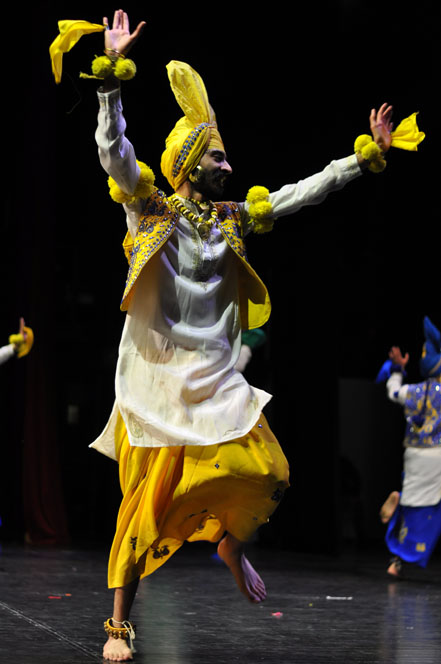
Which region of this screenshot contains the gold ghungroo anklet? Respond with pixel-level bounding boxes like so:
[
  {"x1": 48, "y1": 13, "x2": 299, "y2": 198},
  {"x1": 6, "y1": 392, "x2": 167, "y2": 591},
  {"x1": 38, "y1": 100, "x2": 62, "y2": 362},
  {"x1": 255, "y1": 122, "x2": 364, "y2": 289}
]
[{"x1": 104, "y1": 618, "x2": 136, "y2": 644}]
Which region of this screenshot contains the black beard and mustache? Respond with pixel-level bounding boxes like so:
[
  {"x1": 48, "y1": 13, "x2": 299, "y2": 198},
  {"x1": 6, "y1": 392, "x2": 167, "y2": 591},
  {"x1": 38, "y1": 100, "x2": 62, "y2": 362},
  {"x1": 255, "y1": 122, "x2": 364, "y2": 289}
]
[{"x1": 192, "y1": 167, "x2": 229, "y2": 201}]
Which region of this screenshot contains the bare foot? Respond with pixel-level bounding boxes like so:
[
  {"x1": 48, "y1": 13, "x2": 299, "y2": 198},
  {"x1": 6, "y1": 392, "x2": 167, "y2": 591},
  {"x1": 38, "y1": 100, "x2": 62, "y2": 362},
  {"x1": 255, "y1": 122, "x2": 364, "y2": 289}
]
[
  {"x1": 217, "y1": 533, "x2": 267, "y2": 603},
  {"x1": 103, "y1": 579, "x2": 139, "y2": 660},
  {"x1": 387, "y1": 557, "x2": 403, "y2": 579},
  {"x1": 380, "y1": 491, "x2": 400, "y2": 524},
  {"x1": 103, "y1": 636, "x2": 133, "y2": 661}
]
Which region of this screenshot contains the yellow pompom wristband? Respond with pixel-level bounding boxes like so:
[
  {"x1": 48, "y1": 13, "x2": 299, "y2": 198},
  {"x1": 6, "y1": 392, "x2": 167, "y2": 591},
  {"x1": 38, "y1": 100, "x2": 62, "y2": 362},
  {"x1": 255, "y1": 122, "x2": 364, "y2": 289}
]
[
  {"x1": 108, "y1": 161, "x2": 156, "y2": 205},
  {"x1": 354, "y1": 135, "x2": 386, "y2": 173},
  {"x1": 246, "y1": 186, "x2": 275, "y2": 234},
  {"x1": 8, "y1": 327, "x2": 34, "y2": 358},
  {"x1": 80, "y1": 54, "x2": 137, "y2": 81},
  {"x1": 354, "y1": 113, "x2": 425, "y2": 173},
  {"x1": 9, "y1": 334, "x2": 24, "y2": 348}
]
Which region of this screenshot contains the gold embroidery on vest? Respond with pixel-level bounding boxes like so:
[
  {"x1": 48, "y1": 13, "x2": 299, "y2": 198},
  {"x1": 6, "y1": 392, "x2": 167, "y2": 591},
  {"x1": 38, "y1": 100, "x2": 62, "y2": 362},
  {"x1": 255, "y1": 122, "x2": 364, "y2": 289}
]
[
  {"x1": 121, "y1": 189, "x2": 179, "y2": 310},
  {"x1": 120, "y1": 192, "x2": 270, "y2": 329}
]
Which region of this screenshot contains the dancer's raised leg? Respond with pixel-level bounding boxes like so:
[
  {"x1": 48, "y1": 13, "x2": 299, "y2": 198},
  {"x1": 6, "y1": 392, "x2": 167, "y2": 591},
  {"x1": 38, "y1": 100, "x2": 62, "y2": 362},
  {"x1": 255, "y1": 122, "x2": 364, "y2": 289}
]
[
  {"x1": 380, "y1": 491, "x2": 400, "y2": 524},
  {"x1": 217, "y1": 532, "x2": 266, "y2": 603}
]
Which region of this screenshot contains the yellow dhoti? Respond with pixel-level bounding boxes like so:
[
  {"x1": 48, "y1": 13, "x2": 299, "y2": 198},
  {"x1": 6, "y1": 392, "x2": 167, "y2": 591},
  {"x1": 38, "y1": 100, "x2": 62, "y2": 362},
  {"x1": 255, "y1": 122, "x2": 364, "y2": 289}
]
[{"x1": 108, "y1": 412, "x2": 289, "y2": 588}]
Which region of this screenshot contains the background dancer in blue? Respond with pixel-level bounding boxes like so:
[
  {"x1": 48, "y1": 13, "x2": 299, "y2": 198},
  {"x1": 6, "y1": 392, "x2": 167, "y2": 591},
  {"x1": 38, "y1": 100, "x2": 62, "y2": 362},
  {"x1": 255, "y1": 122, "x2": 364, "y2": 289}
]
[{"x1": 377, "y1": 316, "x2": 441, "y2": 577}]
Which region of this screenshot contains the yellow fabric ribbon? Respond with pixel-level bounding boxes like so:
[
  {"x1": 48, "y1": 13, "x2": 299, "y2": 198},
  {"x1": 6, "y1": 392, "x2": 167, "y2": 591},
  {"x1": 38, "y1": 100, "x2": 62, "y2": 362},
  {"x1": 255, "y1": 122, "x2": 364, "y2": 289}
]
[
  {"x1": 49, "y1": 19, "x2": 106, "y2": 84},
  {"x1": 9, "y1": 327, "x2": 34, "y2": 358},
  {"x1": 160, "y1": 61, "x2": 225, "y2": 191},
  {"x1": 390, "y1": 112, "x2": 425, "y2": 151}
]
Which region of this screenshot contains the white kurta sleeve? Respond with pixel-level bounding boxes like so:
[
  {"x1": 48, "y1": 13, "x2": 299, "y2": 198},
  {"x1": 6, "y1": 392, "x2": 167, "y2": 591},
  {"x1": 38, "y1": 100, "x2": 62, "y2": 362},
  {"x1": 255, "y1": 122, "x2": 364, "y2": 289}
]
[
  {"x1": 386, "y1": 372, "x2": 409, "y2": 405},
  {"x1": 0, "y1": 344, "x2": 15, "y2": 366},
  {"x1": 96, "y1": 88, "x2": 144, "y2": 238},
  {"x1": 267, "y1": 155, "x2": 362, "y2": 218}
]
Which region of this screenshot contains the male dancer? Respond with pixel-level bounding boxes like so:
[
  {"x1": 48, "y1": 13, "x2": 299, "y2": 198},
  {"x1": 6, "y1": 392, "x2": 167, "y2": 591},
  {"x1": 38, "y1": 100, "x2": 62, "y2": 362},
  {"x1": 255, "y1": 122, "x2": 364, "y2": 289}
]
[{"x1": 92, "y1": 9, "x2": 395, "y2": 660}]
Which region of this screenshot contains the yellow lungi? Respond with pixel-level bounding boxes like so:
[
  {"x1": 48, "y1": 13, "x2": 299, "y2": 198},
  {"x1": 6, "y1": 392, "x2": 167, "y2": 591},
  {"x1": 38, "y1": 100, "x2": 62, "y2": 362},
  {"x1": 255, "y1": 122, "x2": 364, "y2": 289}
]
[{"x1": 108, "y1": 411, "x2": 289, "y2": 588}]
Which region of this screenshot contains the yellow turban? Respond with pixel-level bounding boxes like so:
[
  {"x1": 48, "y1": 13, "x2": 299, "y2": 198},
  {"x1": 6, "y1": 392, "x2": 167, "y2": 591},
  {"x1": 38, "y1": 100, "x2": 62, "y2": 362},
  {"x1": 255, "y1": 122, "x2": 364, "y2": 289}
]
[{"x1": 160, "y1": 61, "x2": 225, "y2": 191}]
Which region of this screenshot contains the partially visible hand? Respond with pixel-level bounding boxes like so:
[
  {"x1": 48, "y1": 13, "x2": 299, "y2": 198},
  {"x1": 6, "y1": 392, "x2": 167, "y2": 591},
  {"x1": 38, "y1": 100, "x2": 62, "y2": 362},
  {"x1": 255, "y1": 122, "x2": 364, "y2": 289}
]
[
  {"x1": 10, "y1": 317, "x2": 27, "y2": 353},
  {"x1": 370, "y1": 103, "x2": 393, "y2": 153},
  {"x1": 103, "y1": 9, "x2": 146, "y2": 56},
  {"x1": 18, "y1": 317, "x2": 27, "y2": 342},
  {"x1": 389, "y1": 346, "x2": 409, "y2": 369}
]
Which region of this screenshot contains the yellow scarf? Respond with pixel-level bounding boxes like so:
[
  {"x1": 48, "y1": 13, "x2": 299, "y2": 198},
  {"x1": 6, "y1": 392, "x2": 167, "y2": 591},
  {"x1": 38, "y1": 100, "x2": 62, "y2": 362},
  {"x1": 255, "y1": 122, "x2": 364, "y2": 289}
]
[
  {"x1": 390, "y1": 112, "x2": 425, "y2": 151},
  {"x1": 49, "y1": 19, "x2": 105, "y2": 84}
]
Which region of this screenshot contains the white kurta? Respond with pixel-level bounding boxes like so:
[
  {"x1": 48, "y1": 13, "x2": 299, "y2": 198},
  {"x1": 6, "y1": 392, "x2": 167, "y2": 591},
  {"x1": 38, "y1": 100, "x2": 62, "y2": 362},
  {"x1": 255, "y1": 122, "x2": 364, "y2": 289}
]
[
  {"x1": 91, "y1": 89, "x2": 362, "y2": 458},
  {"x1": 115, "y1": 212, "x2": 270, "y2": 449}
]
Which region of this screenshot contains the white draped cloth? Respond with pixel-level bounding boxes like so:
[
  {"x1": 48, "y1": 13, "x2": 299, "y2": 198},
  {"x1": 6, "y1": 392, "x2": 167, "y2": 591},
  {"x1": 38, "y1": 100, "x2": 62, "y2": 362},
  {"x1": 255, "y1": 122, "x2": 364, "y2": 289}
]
[{"x1": 91, "y1": 89, "x2": 362, "y2": 458}]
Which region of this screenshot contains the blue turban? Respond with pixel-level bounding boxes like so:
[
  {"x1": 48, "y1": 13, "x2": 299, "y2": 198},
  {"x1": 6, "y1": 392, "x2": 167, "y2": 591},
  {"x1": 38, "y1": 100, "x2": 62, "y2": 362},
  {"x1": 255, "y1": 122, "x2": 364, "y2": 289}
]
[{"x1": 420, "y1": 316, "x2": 441, "y2": 378}]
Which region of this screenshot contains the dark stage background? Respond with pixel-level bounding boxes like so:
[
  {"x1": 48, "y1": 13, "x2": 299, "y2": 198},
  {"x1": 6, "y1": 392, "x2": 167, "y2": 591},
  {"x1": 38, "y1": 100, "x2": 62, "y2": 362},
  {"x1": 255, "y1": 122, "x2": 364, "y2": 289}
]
[{"x1": 1, "y1": 2, "x2": 439, "y2": 555}]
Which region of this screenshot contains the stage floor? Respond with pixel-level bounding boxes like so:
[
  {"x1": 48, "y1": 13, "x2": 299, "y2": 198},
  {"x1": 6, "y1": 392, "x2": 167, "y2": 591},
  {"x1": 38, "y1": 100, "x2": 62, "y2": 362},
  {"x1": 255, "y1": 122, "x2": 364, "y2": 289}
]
[{"x1": 1, "y1": 541, "x2": 441, "y2": 663}]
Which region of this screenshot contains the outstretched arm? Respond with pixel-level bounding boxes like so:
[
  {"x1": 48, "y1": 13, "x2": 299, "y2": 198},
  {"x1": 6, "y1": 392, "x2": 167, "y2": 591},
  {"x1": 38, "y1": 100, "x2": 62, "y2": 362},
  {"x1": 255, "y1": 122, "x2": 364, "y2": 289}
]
[
  {"x1": 254, "y1": 102, "x2": 394, "y2": 221},
  {"x1": 386, "y1": 346, "x2": 409, "y2": 404}
]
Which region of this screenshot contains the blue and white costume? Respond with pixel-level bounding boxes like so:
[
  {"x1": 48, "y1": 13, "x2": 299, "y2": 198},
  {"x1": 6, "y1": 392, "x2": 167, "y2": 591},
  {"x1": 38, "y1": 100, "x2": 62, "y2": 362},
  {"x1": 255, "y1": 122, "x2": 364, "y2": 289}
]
[{"x1": 380, "y1": 317, "x2": 441, "y2": 567}]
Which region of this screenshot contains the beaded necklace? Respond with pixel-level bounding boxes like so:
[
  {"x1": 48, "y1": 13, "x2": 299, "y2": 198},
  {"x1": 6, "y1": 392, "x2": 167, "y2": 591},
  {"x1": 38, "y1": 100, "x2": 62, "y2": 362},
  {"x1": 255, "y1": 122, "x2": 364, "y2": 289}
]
[{"x1": 168, "y1": 194, "x2": 217, "y2": 240}]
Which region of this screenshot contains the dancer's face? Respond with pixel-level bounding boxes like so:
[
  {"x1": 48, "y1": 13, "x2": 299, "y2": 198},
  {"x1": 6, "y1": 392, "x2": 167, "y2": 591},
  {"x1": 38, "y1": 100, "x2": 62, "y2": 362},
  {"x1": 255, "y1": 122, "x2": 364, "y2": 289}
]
[{"x1": 192, "y1": 149, "x2": 233, "y2": 200}]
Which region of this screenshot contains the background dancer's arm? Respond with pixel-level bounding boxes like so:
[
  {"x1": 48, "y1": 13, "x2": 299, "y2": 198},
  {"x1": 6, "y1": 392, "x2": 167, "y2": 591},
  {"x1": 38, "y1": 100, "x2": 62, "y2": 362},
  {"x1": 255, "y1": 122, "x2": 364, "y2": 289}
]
[
  {"x1": 386, "y1": 347, "x2": 410, "y2": 405},
  {"x1": 0, "y1": 317, "x2": 29, "y2": 366}
]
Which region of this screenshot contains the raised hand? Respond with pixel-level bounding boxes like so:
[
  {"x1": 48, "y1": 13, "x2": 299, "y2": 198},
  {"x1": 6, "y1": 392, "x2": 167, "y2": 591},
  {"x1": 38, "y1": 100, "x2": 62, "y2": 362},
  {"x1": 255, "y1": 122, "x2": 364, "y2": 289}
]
[
  {"x1": 389, "y1": 346, "x2": 409, "y2": 369},
  {"x1": 18, "y1": 317, "x2": 27, "y2": 342},
  {"x1": 370, "y1": 103, "x2": 393, "y2": 154},
  {"x1": 103, "y1": 9, "x2": 146, "y2": 56}
]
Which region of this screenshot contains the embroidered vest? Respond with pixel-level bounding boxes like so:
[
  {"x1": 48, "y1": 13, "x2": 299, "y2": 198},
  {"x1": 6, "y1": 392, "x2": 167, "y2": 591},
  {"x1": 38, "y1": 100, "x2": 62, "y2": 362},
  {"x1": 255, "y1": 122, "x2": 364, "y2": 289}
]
[
  {"x1": 404, "y1": 376, "x2": 441, "y2": 448},
  {"x1": 120, "y1": 189, "x2": 271, "y2": 330}
]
